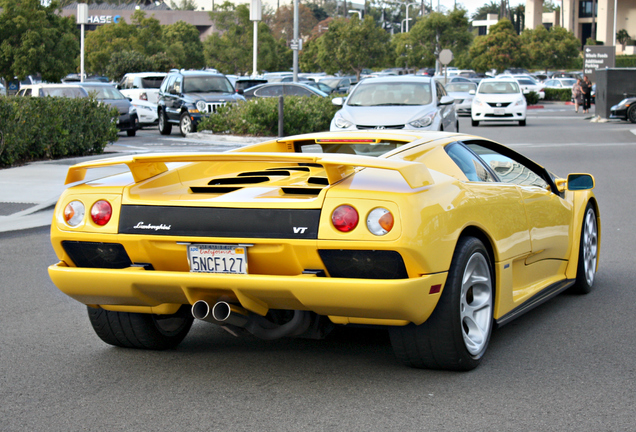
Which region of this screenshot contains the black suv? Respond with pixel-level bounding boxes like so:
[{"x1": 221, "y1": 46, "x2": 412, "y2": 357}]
[{"x1": 158, "y1": 70, "x2": 245, "y2": 136}]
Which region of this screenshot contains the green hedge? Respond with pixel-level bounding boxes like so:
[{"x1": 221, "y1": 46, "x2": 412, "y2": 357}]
[
  {"x1": 197, "y1": 96, "x2": 340, "y2": 136},
  {"x1": 617, "y1": 55, "x2": 636, "y2": 67},
  {"x1": 544, "y1": 88, "x2": 573, "y2": 101},
  {"x1": 0, "y1": 96, "x2": 118, "y2": 167}
]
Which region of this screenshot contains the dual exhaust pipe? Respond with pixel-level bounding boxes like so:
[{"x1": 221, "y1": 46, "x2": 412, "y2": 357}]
[{"x1": 191, "y1": 300, "x2": 312, "y2": 340}]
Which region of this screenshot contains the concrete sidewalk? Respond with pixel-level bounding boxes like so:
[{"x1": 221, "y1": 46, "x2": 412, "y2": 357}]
[{"x1": 0, "y1": 132, "x2": 266, "y2": 233}]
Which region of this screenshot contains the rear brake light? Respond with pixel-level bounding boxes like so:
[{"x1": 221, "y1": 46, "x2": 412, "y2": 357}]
[
  {"x1": 91, "y1": 200, "x2": 112, "y2": 226},
  {"x1": 140, "y1": 92, "x2": 148, "y2": 101},
  {"x1": 332, "y1": 205, "x2": 359, "y2": 232}
]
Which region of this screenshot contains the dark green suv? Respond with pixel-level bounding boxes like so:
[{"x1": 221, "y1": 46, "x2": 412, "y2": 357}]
[{"x1": 157, "y1": 70, "x2": 245, "y2": 137}]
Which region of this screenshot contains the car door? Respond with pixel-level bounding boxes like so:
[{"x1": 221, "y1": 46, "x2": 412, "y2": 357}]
[
  {"x1": 436, "y1": 81, "x2": 456, "y2": 131},
  {"x1": 165, "y1": 75, "x2": 182, "y2": 122}
]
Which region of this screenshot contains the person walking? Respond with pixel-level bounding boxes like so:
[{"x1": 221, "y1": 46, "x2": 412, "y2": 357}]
[
  {"x1": 580, "y1": 76, "x2": 592, "y2": 114},
  {"x1": 572, "y1": 79, "x2": 583, "y2": 113}
]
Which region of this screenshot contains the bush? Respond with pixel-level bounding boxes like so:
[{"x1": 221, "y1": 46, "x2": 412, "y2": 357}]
[
  {"x1": 544, "y1": 88, "x2": 573, "y2": 101},
  {"x1": 524, "y1": 91, "x2": 540, "y2": 105},
  {"x1": 617, "y1": 55, "x2": 636, "y2": 67},
  {"x1": 0, "y1": 96, "x2": 118, "y2": 167},
  {"x1": 197, "y1": 96, "x2": 340, "y2": 136}
]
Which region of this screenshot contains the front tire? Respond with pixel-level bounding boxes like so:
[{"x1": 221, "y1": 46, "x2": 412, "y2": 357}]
[
  {"x1": 389, "y1": 237, "x2": 493, "y2": 371},
  {"x1": 628, "y1": 105, "x2": 636, "y2": 124},
  {"x1": 87, "y1": 305, "x2": 193, "y2": 350},
  {"x1": 471, "y1": 119, "x2": 479, "y2": 127},
  {"x1": 126, "y1": 129, "x2": 136, "y2": 137},
  {"x1": 179, "y1": 112, "x2": 195, "y2": 137},
  {"x1": 158, "y1": 110, "x2": 172, "y2": 135},
  {"x1": 519, "y1": 119, "x2": 526, "y2": 126},
  {"x1": 571, "y1": 203, "x2": 598, "y2": 294}
]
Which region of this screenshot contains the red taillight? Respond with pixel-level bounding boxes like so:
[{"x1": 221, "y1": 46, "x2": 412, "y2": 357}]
[
  {"x1": 91, "y1": 200, "x2": 112, "y2": 226},
  {"x1": 140, "y1": 92, "x2": 148, "y2": 101},
  {"x1": 332, "y1": 205, "x2": 359, "y2": 232}
]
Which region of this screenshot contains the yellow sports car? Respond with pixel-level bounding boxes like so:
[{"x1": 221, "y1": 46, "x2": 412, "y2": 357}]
[{"x1": 48, "y1": 131, "x2": 600, "y2": 371}]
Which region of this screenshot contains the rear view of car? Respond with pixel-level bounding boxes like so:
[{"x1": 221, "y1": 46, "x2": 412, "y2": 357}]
[
  {"x1": 471, "y1": 79, "x2": 527, "y2": 126},
  {"x1": 79, "y1": 83, "x2": 139, "y2": 136}
]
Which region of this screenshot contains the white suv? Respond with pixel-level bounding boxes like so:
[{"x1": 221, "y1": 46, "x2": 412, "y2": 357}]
[
  {"x1": 117, "y1": 72, "x2": 166, "y2": 104},
  {"x1": 471, "y1": 79, "x2": 527, "y2": 127}
]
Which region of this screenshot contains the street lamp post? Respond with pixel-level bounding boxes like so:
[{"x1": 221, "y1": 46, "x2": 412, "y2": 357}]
[
  {"x1": 77, "y1": 3, "x2": 88, "y2": 83},
  {"x1": 250, "y1": 0, "x2": 262, "y2": 77},
  {"x1": 401, "y1": 18, "x2": 412, "y2": 33},
  {"x1": 292, "y1": 0, "x2": 299, "y2": 82},
  {"x1": 405, "y1": 2, "x2": 418, "y2": 32},
  {"x1": 348, "y1": 10, "x2": 362, "y2": 20}
]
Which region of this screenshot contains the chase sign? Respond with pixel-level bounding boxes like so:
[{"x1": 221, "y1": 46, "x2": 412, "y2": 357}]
[{"x1": 87, "y1": 15, "x2": 121, "y2": 24}]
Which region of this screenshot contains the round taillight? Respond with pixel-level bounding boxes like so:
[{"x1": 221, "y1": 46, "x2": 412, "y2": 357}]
[
  {"x1": 332, "y1": 205, "x2": 359, "y2": 232},
  {"x1": 91, "y1": 200, "x2": 112, "y2": 226},
  {"x1": 367, "y1": 207, "x2": 394, "y2": 236},
  {"x1": 63, "y1": 200, "x2": 85, "y2": 227}
]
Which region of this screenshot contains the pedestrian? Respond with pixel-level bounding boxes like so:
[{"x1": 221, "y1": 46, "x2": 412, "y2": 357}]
[
  {"x1": 580, "y1": 76, "x2": 592, "y2": 114},
  {"x1": 572, "y1": 79, "x2": 583, "y2": 113}
]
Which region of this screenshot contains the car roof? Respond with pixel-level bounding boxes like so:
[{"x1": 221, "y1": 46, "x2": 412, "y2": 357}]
[
  {"x1": 355, "y1": 76, "x2": 433, "y2": 84},
  {"x1": 124, "y1": 72, "x2": 167, "y2": 77},
  {"x1": 170, "y1": 70, "x2": 226, "y2": 78}
]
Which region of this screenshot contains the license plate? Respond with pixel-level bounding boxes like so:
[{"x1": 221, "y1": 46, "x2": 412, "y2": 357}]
[
  {"x1": 494, "y1": 108, "x2": 505, "y2": 115},
  {"x1": 187, "y1": 244, "x2": 247, "y2": 274}
]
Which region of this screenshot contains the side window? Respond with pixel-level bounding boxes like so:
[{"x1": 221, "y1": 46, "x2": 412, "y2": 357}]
[
  {"x1": 466, "y1": 143, "x2": 549, "y2": 188},
  {"x1": 436, "y1": 82, "x2": 447, "y2": 98},
  {"x1": 255, "y1": 85, "x2": 282, "y2": 97},
  {"x1": 173, "y1": 76, "x2": 183, "y2": 94},
  {"x1": 445, "y1": 143, "x2": 495, "y2": 182},
  {"x1": 161, "y1": 75, "x2": 175, "y2": 93},
  {"x1": 285, "y1": 85, "x2": 312, "y2": 96}
]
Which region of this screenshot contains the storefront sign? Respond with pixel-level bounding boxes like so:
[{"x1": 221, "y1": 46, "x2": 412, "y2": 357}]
[{"x1": 87, "y1": 15, "x2": 121, "y2": 24}]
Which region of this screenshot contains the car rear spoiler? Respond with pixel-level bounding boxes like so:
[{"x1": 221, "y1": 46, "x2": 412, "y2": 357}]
[{"x1": 65, "y1": 153, "x2": 435, "y2": 189}]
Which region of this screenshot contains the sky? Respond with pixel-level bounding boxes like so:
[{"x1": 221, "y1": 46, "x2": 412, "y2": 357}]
[{"x1": 435, "y1": 0, "x2": 525, "y2": 18}]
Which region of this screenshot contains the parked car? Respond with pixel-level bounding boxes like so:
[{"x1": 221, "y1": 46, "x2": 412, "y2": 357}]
[
  {"x1": 515, "y1": 78, "x2": 545, "y2": 99},
  {"x1": 303, "y1": 80, "x2": 335, "y2": 94},
  {"x1": 242, "y1": 82, "x2": 328, "y2": 99},
  {"x1": 471, "y1": 78, "x2": 527, "y2": 126},
  {"x1": 157, "y1": 70, "x2": 245, "y2": 137},
  {"x1": 234, "y1": 77, "x2": 268, "y2": 94},
  {"x1": 543, "y1": 78, "x2": 577, "y2": 89},
  {"x1": 330, "y1": 76, "x2": 458, "y2": 132},
  {"x1": 130, "y1": 99, "x2": 159, "y2": 128},
  {"x1": 445, "y1": 82, "x2": 478, "y2": 116},
  {"x1": 117, "y1": 72, "x2": 167, "y2": 104},
  {"x1": 78, "y1": 82, "x2": 139, "y2": 137},
  {"x1": 15, "y1": 84, "x2": 89, "y2": 98},
  {"x1": 48, "y1": 130, "x2": 599, "y2": 371},
  {"x1": 319, "y1": 76, "x2": 357, "y2": 93},
  {"x1": 610, "y1": 96, "x2": 636, "y2": 123}
]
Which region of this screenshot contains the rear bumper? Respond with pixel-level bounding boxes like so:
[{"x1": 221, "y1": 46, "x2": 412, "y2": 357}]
[{"x1": 48, "y1": 261, "x2": 447, "y2": 326}]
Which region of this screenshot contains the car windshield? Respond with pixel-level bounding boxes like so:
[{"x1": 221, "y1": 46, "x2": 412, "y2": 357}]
[
  {"x1": 347, "y1": 82, "x2": 433, "y2": 106},
  {"x1": 446, "y1": 83, "x2": 477, "y2": 93},
  {"x1": 517, "y1": 79, "x2": 536, "y2": 85},
  {"x1": 320, "y1": 78, "x2": 343, "y2": 89},
  {"x1": 83, "y1": 86, "x2": 126, "y2": 100},
  {"x1": 562, "y1": 79, "x2": 577, "y2": 86},
  {"x1": 478, "y1": 82, "x2": 520, "y2": 94},
  {"x1": 41, "y1": 87, "x2": 87, "y2": 98},
  {"x1": 140, "y1": 77, "x2": 165, "y2": 88},
  {"x1": 184, "y1": 76, "x2": 234, "y2": 93}
]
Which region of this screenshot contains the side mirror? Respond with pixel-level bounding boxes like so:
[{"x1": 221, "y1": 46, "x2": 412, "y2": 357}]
[
  {"x1": 237, "y1": 89, "x2": 244, "y2": 95},
  {"x1": 567, "y1": 173, "x2": 595, "y2": 190},
  {"x1": 332, "y1": 97, "x2": 344, "y2": 106},
  {"x1": 439, "y1": 95, "x2": 454, "y2": 105},
  {"x1": 469, "y1": 89, "x2": 475, "y2": 95},
  {"x1": 169, "y1": 88, "x2": 178, "y2": 95}
]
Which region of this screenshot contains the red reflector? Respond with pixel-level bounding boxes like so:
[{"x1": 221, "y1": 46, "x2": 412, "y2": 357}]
[
  {"x1": 91, "y1": 200, "x2": 112, "y2": 226},
  {"x1": 429, "y1": 284, "x2": 442, "y2": 294},
  {"x1": 315, "y1": 139, "x2": 379, "y2": 144}
]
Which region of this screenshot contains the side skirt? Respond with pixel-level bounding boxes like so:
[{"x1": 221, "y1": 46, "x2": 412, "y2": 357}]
[{"x1": 495, "y1": 279, "x2": 575, "y2": 327}]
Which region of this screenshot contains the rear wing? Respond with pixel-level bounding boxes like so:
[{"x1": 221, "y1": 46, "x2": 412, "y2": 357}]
[{"x1": 65, "y1": 152, "x2": 434, "y2": 189}]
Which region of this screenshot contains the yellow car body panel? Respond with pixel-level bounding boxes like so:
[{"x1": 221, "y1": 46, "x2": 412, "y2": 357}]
[{"x1": 49, "y1": 131, "x2": 599, "y2": 330}]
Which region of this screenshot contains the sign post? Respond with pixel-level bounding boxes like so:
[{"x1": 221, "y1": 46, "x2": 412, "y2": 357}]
[
  {"x1": 583, "y1": 45, "x2": 616, "y2": 79},
  {"x1": 439, "y1": 49, "x2": 453, "y2": 83},
  {"x1": 77, "y1": 4, "x2": 88, "y2": 83}
]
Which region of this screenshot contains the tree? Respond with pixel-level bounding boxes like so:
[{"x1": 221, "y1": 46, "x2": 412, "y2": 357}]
[
  {"x1": 471, "y1": 1, "x2": 500, "y2": 21},
  {"x1": 0, "y1": 0, "x2": 79, "y2": 84},
  {"x1": 617, "y1": 29, "x2": 631, "y2": 51},
  {"x1": 469, "y1": 18, "x2": 527, "y2": 73},
  {"x1": 163, "y1": 21, "x2": 205, "y2": 70},
  {"x1": 105, "y1": 50, "x2": 151, "y2": 82},
  {"x1": 170, "y1": 0, "x2": 197, "y2": 10},
  {"x1": 268, "y1": 4, "x2": 318, "y2": 45},
  {"x1": 521, "y1": 25, "x2": 579, "y2": 72},
  {"x1": 84, "y1": 17, "x2": 140, "y2": 75},
  {"x1": 407, "y1": 9, "x2": 473, "y2": 69},
  {"x1": 316, "y1": 16, "x2": 391, "y2": 80}
]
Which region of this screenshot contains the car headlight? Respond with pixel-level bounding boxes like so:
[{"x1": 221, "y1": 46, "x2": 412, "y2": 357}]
[
  {"x1": 196, "y1": 100, "x2": 207, "y2": 112},
  {"x1": 333, "y1": 112, "x2": 353, "y2": 129},
  {"x1": 616, "y1": 98, "x2": 630, "y2": 107},
  {"x1": 514, "y1": 97, "x2": 526, "y2": 106},
  {"x1": 408, "y1": 111, "x2": 437, "y2": 128},
  {"x1": 473, "y1": 97, "x2": 485, "y2": 107},
  {"x1": 129, "y1": 105, "x2": 137, "y2": 114}
]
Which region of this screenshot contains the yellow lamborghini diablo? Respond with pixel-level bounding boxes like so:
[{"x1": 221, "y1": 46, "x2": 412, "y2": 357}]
[{"x1": 48, "y1": 131, "x2": 600, "y2": 371}]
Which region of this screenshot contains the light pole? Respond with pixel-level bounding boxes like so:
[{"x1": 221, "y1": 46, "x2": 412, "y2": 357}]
[
  {"x1": 77, "y1": 3, "x2": 88, "y2": 83},
  {"x1": 348, "y1": 10, "x2": 362, "y2": 20},
  {"x1": 292, "y1": 0, "x2": 299, "y2": 82},
  {"x1": 405, "y1": 2, "x2": 418, "y2": 32},
  {"x1": 250, "y1": 0, "x2": 262, "y2": 77},
  {"x1": 401, "y1": 18, "x2": 412, "y2": 33}
]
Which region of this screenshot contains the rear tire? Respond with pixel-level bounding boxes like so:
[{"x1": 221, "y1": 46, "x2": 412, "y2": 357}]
[
  {"x1": 179, "y1": 112, "x2": 195, "y2": 137},
  {"x1": 471, "y1": 119, "x2": 479, "y2": 127},
  {"x1": 389, "y1": 237, "x2": 493, "y2": 371},
  {"x1": 87, "y1": 305, "x2": 193, "y2": 350},
  {"x1": 158, "y1": 110, "x2": 172, "y2": 135},
  {"x1": 628, "y1": 105, "x2": 636, "y2": 124},
  {"x1": 571, "y1": 203, "x2": 598, "y2": 294}
]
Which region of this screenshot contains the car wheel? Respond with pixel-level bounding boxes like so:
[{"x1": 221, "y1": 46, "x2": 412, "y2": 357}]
[
  {"x1": 571, "y1": 203, "x2": 598, "y2": 294},
  {"x1": 519, "y1": 119, "x2": 526, "y2": 126},
  {"x1": 158, "y1": 110, "x2": 172, "y2": 135},
  {"x1": 126, "y1": 129, "x2": 136, "y2": 137},
  {"x1": 179, "y1": 112, "x2": 195, "y2": 137},
  {"x1": 471, "y1": 119, "x2": 479, "y2": 127},
  {"x1": 456, "y1": 121, "x2": 459, "y2": 132},
  {"x1": 389, "y1": 237, "x2": 493, "y2": 371},
  {"x1": 87, "y1": 305, "x2": 193, "y2": 350},
  {"x1": 628, "y1": 106, "x2": 636, "y2": 124}
]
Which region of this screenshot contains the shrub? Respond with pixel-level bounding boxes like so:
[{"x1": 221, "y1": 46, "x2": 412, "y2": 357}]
[
  {"x1": 544, "y1": 88, "x2": 572, "y2": 101},
  {"x1": 524, "y1": 91, "x2": 540, "y2": 105},
  {"x1": 0, "y1": 96, "x2": 118, "y2": 167},
  {"x1": 197, "y1": 96, "x2": 340, "y2": 136}
]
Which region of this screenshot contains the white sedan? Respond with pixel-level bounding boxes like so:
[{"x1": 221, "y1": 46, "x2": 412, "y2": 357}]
[
  {"x1": 130, "y1": 99, "x2": 159, "y2": 128},
  {"x1": 471, "y1": 79, "x2": 527, "y2": 127}
]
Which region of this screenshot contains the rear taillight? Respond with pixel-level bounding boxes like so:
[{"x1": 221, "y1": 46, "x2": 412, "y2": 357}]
[
  {"x1": 332, "y1": 205, "x2": 359, "y2": 232},
  {"x1": 63, "y1": 201, "x2": 85, "y2": 227},
  {"x1": 367, "y1": 208, "x2": 394, "y2": 236},
  {"x1": 91, "y1": 200, "x2": 112, "y2": 226},
  {"x1": 140, "y1": 92, "x2": 148, "y2": 101}
]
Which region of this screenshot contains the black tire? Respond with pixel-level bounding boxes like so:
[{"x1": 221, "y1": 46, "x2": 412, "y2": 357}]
[
  {"x1": 389, "y1": 237, "x2": 494, "y2": 371},
  {"x1": 628, "y1": 105, "x2": 636, "y2": 124},
  {"x1": 456, "y1": 121, "x2": 459, "y2": 132},
  {"x1": 87, "y1": 305, "x2": 193, "y2": 350},
  {"x1": 158, "y1": 110, "x2": 172, "y2": 135},
  {"x1": 519, "y1": 119, "x2": 526, "y2": 126},
  {"x1": 179, "y1": 112, "x2": 196, "y2": 137},
  {"x1": 126, "y1": 129, "x2": 136, "y2": 137},
  {"x1": 471, "y1": 119, "x2": 479, "y2": 127},
  {"x1": 571, "y1": 203, "x2": 598, "y2": 294}
]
